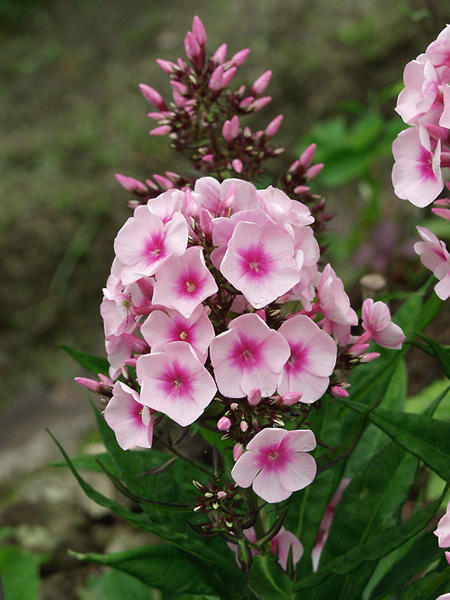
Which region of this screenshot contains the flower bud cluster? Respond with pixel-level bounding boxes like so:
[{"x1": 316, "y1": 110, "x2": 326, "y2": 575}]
[{"x1": 392, "y1": 25, "x2": 450, "y2": 300}]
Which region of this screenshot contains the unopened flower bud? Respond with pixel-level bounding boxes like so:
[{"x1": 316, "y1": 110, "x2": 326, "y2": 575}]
[
  {"x1": 156, "y1": 58, "x2": 177, "y2": 74},
  {"x1": 223, "y1": 115, "x2": 240, "y2": 141},
  {"x1": 360, "y1": 352, "x2": 380, "y2": 363},
  {"x1": 251, "y1": 70, "x2": 272, "y2": 96},
  {"x1": 229, "y1": 48, "x2": 250, "y2": 67},
  {"x1": 212, "y1": 43, "x2": 227, "y2": 64},
  {"x1": 202, "y1": 153, "x2": 214, "y2": 163},
  {"x1": 239, "y1": 96, "x2": 254, "y2": 109},
  {"x1": 209, "y1": 65, "x2": 224, "y2": 92},
  {"x1": 230, "y1": 402, "x2": 239, "y2": 411},
  {"x1": 247, "y1": 388, "x2": 261, "y2": 406},
  {"x1": 217, "y1": 416, "x2": 231, "y2": 431},
  {"x1": 299, "y1": 143, "x2": 317, "y2": 168},
  {"x1": 115, "y1": 174, "x2": 148, "y2": 194},
  {"x1": 232, "y1": 159, "x2": 243, "y2": 173},
  {"x1": 293, "y1": 185, "x2": 310, "y2": 194},
  {"x1": 192, "y1": 16, "x2": 206, "y2": 46},
  {"x1": 265, "y1": 114, "x2": 283, "y2": 137},
  {"x1": 199, "y1": 208, "x2": 213, "y2": 237},
  {"x1": 139, "y1": 84, "x2": 166, "y2": 111},
  {"x1": 122, "y1": 333, "x2": 150, "y2": 354},
  {"x1": 217, "y1": 491, "x2": 227, "y2": 500},
  {"x1": 171, "y1": 81, "x2": 188, "y2": 95},
  {"x1": 222, "y1": 67, "x2": 237, "y2": 87},
  {"x1": 153, "y1": 174, "x2": 173, "y2": 190},
  {"x1": 240, "y1": 420, "x2": 248, "y2": 432},
  {"x1": 281, "y1": 391, "x2": 303, "y2": 406},
  {"x1": 250, "y1": 96, "x2": 271, "y2": 111},
  {"x1": 75, "y1": 377, "x2": 102, "y2": 393},
  {"x1": 184, "y1": 31, "x2": 201, "y2": 62},
  {"x1": 305, "y1": 163, "x2": 324, "y2": 180},
  {"x1": 233, "y1": 443, "x2": 244, "y2": 461},
  {"x1": 150, "y1": 125, "x2": 171, "y2": 136},
  {"x1": 223, "y1": 182, "x2": 236, "y2": 211},
  {"x1": 330, "y1": 385, "x2": 349, "y2": 398}
]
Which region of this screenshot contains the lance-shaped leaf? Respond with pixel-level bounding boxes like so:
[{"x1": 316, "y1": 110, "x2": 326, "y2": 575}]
[
  {"x1": 414, "y1": 332, "x2": 450, "y2": 379},
  {"x1": 396, "y1": 567, "x2": 450, "y2": 600},
  {"x1": 292, "y1": 489, "x2": 445, "y2": 592},
  {"x1": 60, "y1": 343, "x2": 110, "y2": 376},
  {"x1": 71, "y1": 545, "x2": 216, "y2": 596},
  {"x1": 247, "y1": 554, "x2": 292, "y2": 600},
  {"x1": 340, "y1": 400, "x2": 450, "y2": 480}
]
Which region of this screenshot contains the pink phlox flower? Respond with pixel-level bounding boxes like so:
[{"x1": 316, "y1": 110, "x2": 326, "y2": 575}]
[
  {"x1": 392, "y1": 125, "x2": 443, "y2": 207},
  {"x1": 146, "y1": 189, "x2": 186, "y2": 223},
  {"x1": 210, "y1": 207, "x2": 273, "y2": 269},
  {"x1": 101, "y1": 289, "x2": 136, "y2": 338},
  {"x1": 436, "y1": 594, "x2": 450, "y2": 600},
  {"x1": 114, "y1": 206, "x2": 188, "y2": 285},
  {"x1": 414, "y1": 226, "x2": 450, "y2": 300},
  {"x1": 257, "y1": 186, "x2": 314, "y2": 229},
  {"x1": 426, "y1": 25, "x2": 450, "y2": 68},
  {"x1": 435, "y1": 501, "x2": 450, "y2": 548},
  {"x1": 105, "y1": 334, "x2": 134, "y2": 380},
  {"x1": 361, "y1": 299, "x2": 406, "y2": 349},
  {"x1": 193, "y1": 177, "x2": 258, "y2": 218},
  {"x1": 231, "y1": 428, "x2": 317, "y2": 503},
  {"x1": 104, "y1": 382, "x2": 153, "y2": 450},
  {"x1": 152, "y1": 246, "x2": 218, "y2": 318},
  {"x1": 396, "y1": 55, "x2": 439, "y2": 125},
  {"x1": 210, "y1": 313, "x2": 290, "y2": 398},
  {"x1": 311, "y1": 478, "x2": 351, "y2": 571},
  {"x1": 316, "y1": 265, "x2": 358, "y2": 344},
  {"x1": 227, "y1": 526, "x2": 303, "y2": 571},
  {"x1": 140, "y1": 305, "x2": 215, "y2": 363},
  {"x1": 289, "y1": 226, "x2": 320, "y2": 310},
  {"x1": 278, "y1": 315, "x2": 337, "y2": 404},
  {"x1": 440, "y1": 85, "x2": 450, "y2": 129},
  {"x1": 136, "y1": 341, "x2": 217, "y2": 427},
  {"x1": 220, "y1": 221, "x2": 301, "y2": 309},
  {"x1": 433, "y1": 197, "x2": 450, "y2": 222}
]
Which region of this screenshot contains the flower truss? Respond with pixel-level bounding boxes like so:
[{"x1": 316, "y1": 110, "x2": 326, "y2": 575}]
[
  {"x1": 392, "y1": 25, "x2": 450, "y2": 300},
  {"x1": 74, "y1": 16, "x2": 412, "y2": 578}
]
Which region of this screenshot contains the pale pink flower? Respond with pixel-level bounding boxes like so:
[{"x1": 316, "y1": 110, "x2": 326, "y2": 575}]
[
  {"x1": 114, "y1": 206, "x2": 188, "y2": 284},
  {"x1": 104, "y1": 382, "x2": 153, "y2": 450},
  {"x1": 140, "y1": 305, "x2": 215, "y2": 363},
  {"x1": 414, "y1": 226, "x2": 450, "y2": 300},
  {"x1": 231, "y1": 428, "x2": 316, "y2": 503},
  {"x1": 220, "y1": 221, "x2": 300, "y2": 309},
  {"x1": 435, "y1": 501, "x2": 450, "y2": 548},
  {"x1": 193, "y1": 177, "x2": 258, "y2": 217},
  {"x1": 105, "y1": 334, "x2": 133, "y2": 380},
  {"x1": 361, "y1": 299, "x2": 406, "y2": 349},
  {"x1": 278, "y1": 315, "x2": 337, "y2": 403},
  {"x1": 426, "y1": 25, "x2": 450, "y2": 68},
  {"x1": 257, "y1": 186, "x2": 314, "y2": 229},
  {"x1": 136, "y1": 341, "x2": 217, "y2": 427},
  {"x1": 210, "y1": 313, "x2": 290, "y2": 398},
  {"x1": 101, "y1": 289, "x2": 136, "y2": 338},
  {"x1": 396, "y1": 55, "x2": 439, "y2": 125},
  {"x1": 316, "y1": 265, "x2": 358, "y2": 344},
  {"x1": 436, "y1": 594, "x2": 450, "y2": 600},
  {"x1": 392, "y1": 125, "x2": 443, "y2": 207},
  {"x1": 152, "y1": 246, "x2": 218, "y2": 318}
]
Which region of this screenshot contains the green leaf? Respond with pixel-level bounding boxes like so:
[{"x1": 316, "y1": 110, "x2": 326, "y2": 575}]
[
  {"x1": 414, "y1": 332, "x2": 450, "y2": 379},
  {"x1": 369, "y1": 532, "x2": 442, "y2": 600},
  {"x1": 247, "y1": 554, "x2": 292, "y2": 600},
  {"x1": 52, "y1": 452, "x2": 119, "y2": 474},
  {"x1": 0, "y1": 546, "x2": 40, "y2": 600},
  {"x1": 292, "y1": 490, "x2": 444, "y2": 593},
  {"x1": 397, "y1": 567, "x2": 450, "y2": 600},
  {"x1": 59, "y1": 343, "x2": 109, "y2": 376},
  {"x1": 78, "y1": 568, "x2": 151, "y2": 600},
  {"x1": 71, "y1": 545, "x2": 215, "y2": 596},
  {"x1": 340, "y1": 401, "x2": 450, "y2": 480}
]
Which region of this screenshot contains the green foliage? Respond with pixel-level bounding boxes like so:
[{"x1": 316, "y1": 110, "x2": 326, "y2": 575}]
[{"x1": 0, "y1": 546, "x2": 40, "y2": 600}]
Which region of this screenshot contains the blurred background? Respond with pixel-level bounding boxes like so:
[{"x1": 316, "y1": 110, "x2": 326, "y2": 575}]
[{"x1": 0, "y1": 0, "x2": 449, "y2": 597}]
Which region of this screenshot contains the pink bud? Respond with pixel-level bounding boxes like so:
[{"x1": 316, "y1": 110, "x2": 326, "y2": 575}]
[
  {"x1": 330, "y1": 386, "x2": 349, "y2": 398},
  {"x1": 240, "y1": 421, "x2": 248, "y2": 432},
  {"x1": 156, "y1": 58, "x2": 177, "y2": 74},
  {"x1": 217, "y1": 416, "x2": 231, "y2": 431},
  {"x1": 209, "y1": 65, "x2": 224, "y2": 92},
  {"x1": 199, "y1": 208, "x2": 213, "y2": 237},
  {"x1": 222, "y1": 67, "x2": 237, "y2": 87},
  {"x1": 299, "y1": 143, "x2": 317, "y2": 168},
  {"x1": 147, "y1": 112, "x2": 164, "y2": 120},
  {"x1": 251, "y1": 70, "x2": 272, "y2": 96},
  {"x1": 239, "y1": 96, "x2": 254, "y2": 109},
  {"x1": 247, "y1": 388, "x2": 261, "y2": 406},
  {"x1": 115, "y1": 174, "x2": 148, "y2": 194},
  {"x1": 440, "y1": 152, "x2": 450, "y2": 168},
  {"x1": 123, "y1": 358, "x2": 137, "y2": 368},
  {"x1": 265, "y1": 114, "x2": 283, "y2": 137},
  {"x1": 233, "y1": 443, "x2": 244, "y2": 461},
  {"x1": 139, "y1": 84, "x2": 166, "y2": 110},
  {"x1": 75, "y1": 377, "x2": 101, "y2": 393},
  {"x1": 432, "y1": 207, "x2": 450, "y2": 221},
  {"x1": 229, "y1": 48, "x2": 250, "y2": 67},
  {"x1": 212, "y1": 43, "x2": 227, "y2": 64},
  {"x1": 348, "y1": 341, "x2": 370, "y2": 357},
  {"x1": 250, "y1": 96, "x2": 271, "y2": 111},
  {"x1": 202, "y1": 153, "x2": 214, "y2": 163},
  {"x1": 150, "y1": 125, "x2": 171, "y2": 136},
  {"x1": 153, "y1": 174, "x2": 173, "y2": 190},
  {"x1": 223, "y1": 182, "x2": 236, "y2": 211},
  {"x1": 231, "y1": 159, "x2": 243, "y2": 173},
  {"x1": 98, "y1": 374, "x2": 114, "y2": 385},
  {"x1": 281, "y1": 392, "x2": 303, "y2": 406},
  {"x1": 360, "y1": 352, "x2": 380, "y2": 363},
  {"x1": 222, "y1": 115, "x2": 239, "y2": 141},
  {"x1": 293, "y1": 185, "x2": 310, "y2": 194},
  {"x1": 305, "y1": 163, "x2": 324, "y2": 180},
  {"x1": 288, "y1": 159, "x2": 301, "y2": 173},
  {"x1": 446, "y1": 551, "x2": 450, "y2": 566},
  {"x1": 184, "y1": 31, "x2": 201, "y2": 62},
  {"x1": 192, "y1": 16, "x2": 206, "y2": 46},
  {"x1": 184, "y1": 189, "x2": 197, "y2": 215},
  {"x1": 171, "y1": 81, "x2": 188, "y2": 95},
  {"x1": 172, "y1": 91, "x2": 187, "y2": 107},
  {"x1": 217, "y1": 490, "x2": 227, "y2": 500},
  {"x1": 122, "y1": 333, "x2": 150, "y2": 354}
]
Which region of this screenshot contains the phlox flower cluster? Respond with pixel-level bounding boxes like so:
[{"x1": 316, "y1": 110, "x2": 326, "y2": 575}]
[
  {"x1": 392, "y1": 25, "x2": 450, "y2": 300},
  {"x1": 86, "y1": 176, "x2": 406, "y2": 512}
]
